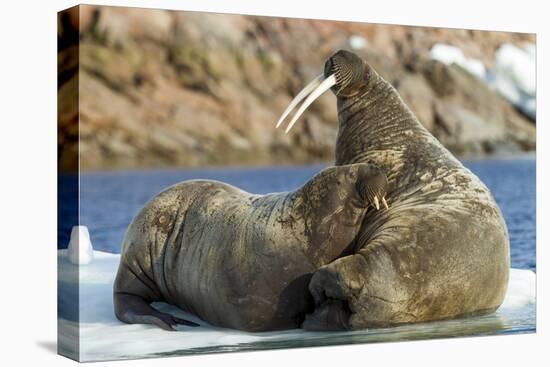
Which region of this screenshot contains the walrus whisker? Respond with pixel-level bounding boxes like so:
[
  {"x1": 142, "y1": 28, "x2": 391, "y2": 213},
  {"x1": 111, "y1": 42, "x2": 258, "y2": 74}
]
[
  {"x1": 284, "y1": 74, "x2": 337, "y2": 133},
  {"x1": 275, "y1": 74, "x2": 324, "y2": 128}
]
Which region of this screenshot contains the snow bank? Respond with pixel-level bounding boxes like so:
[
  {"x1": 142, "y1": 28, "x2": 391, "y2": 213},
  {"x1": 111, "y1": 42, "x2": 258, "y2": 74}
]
[
  {"x1": 429, "y1": 43, "x2": 487, "y2": 80},
  {"x1": 58, "y1": 250, "x2": 536, "y2": 361},
  {"x1": 492, "y1": 43, "x2": 536, "y2": 119},
  {"x1": 429, "y1": 42, "x2": 536, "y2": 120}
]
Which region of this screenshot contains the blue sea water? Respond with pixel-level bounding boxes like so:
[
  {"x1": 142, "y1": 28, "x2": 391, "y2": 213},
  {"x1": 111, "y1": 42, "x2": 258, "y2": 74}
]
[{"x1": 61, "y1": 157, "x2": 536, "y2": 270}]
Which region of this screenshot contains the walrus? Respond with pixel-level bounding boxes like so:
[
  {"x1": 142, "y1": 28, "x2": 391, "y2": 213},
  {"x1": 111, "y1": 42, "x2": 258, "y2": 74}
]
[
  {"x1": 114, "y1": 163, "x2": 389, "y2": 331},
  {"x1": 276, "y1": 50, "x2": 510, "y2": 330}
]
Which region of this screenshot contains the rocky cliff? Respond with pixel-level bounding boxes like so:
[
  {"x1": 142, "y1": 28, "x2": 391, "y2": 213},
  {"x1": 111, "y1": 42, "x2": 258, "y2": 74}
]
[{"x1": 58, "y1": 5, "x2": 536, "y2": 171}]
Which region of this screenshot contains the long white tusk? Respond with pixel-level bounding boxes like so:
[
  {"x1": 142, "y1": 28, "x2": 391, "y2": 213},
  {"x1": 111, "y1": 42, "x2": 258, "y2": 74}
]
[
  {"x1": 373, "y1": 196, "x2": 380, "y2": 210},
  {"x1": 285, "y1": 74, "x2": 337, "y2": 134},
  {"x1": 276, "y1": 74, "x2": 324, "y2": 128},
  {"x1": 382, "y1": 197, "x2": 389, "y2": 210}
]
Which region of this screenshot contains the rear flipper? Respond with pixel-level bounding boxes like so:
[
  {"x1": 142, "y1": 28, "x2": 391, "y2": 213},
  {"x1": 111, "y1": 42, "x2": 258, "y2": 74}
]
[
  {"x1": 302, "y1": 299, "x2": 350, "y2": 331},
  {"x1": 303, "y1": 254, "x2": 372, "y2": 331},
  {"x1": 301, "y1": 261, "x2": 358, "y2": 331},
  {"x1": 304, "y1": 250, "x2": 418, "y2": 330},
  {"x1": 114, "y1": 293, "x2": 199, "y2": 331}
]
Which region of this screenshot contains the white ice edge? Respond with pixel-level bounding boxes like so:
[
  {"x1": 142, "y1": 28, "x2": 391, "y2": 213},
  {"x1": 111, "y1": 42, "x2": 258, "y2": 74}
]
[{"x1": 58, "y1": 250, "x2": 535, "y2": 361}]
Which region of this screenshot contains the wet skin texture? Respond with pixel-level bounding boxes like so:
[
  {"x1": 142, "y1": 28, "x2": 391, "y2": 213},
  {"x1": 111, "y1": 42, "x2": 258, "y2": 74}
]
[
  {"x1": 302, "y1": 50, "x2": 509, "y2": 330},
  {"x1": 114, "y1": 163, "x2": 388, "y2": 331}
]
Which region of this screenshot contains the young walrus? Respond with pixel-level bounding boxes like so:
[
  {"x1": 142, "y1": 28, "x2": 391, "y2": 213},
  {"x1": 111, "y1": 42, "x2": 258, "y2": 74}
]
[{"x1": 114, "y1": 163, "x2": 388, "y2": 331}]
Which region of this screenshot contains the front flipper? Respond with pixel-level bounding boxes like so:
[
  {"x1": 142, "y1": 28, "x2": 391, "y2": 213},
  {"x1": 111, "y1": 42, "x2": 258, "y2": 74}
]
[{"x1": 114, "y1": 293, "x2": 199, "y2": 331}]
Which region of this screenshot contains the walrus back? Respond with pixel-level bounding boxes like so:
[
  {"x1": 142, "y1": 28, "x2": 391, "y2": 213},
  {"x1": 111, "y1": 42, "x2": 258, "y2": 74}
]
[{"x1": 115, "y1": 180, "x2": 243, "y2": 301}]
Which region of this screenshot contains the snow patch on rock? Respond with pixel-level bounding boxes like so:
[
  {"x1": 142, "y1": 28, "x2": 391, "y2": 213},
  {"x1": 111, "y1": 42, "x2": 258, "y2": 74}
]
[
  {"x1": 349, "y1": 35, "x2": 368, "y2": 50},
  {"x1": 492, "y1": 43, "x2": 536, "y2": 119},
  {"x1": 430, "y1": 42, "x2": 536, "y2": 120},
  {"x1": 429, "y1": 43, "x2": 487, "y2": 80}
]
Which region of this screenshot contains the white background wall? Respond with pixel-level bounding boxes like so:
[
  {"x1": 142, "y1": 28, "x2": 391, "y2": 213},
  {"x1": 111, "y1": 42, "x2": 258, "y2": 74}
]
[{"x1": 0, "y1": 0, "x2": 547, "y2": 366}]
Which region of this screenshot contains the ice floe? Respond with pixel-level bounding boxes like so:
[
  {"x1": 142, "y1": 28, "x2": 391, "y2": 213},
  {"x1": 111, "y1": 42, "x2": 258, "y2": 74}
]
[{"x1": 58, "y1": 250, "x2": 536, "y2": 361}]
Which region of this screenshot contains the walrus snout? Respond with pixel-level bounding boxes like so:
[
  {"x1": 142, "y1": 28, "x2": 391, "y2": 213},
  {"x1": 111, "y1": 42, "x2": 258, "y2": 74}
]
[
  {"x1": 275, "y1": 50, "x2": 366, "y2": 133},
  {"x1": 356, "y1": 163, "x2": 389, "y2": 210},
  {"x1": 324, "y1": 50, "x2": 365, "y2": 96}
]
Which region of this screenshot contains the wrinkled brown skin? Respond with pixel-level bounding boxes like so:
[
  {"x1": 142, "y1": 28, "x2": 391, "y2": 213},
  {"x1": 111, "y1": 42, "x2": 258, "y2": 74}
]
[
  {"x1": 114, "y1": 163, "x2": 387, "y2": 331},
  {"x1": 303, "y1": 50, "x2": 510, "y2": 331}
]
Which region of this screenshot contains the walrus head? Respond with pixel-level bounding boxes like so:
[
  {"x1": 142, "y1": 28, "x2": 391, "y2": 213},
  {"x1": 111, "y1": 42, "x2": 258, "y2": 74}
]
[
  {"x1": 324, "y1": 50, "x2": 366, "y2": 97},
  {"x1": 276, "y1": 50, "x2": 366, "y2": 133}
]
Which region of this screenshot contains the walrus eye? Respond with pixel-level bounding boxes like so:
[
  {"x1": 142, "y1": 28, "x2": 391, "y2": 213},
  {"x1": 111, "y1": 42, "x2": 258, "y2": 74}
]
[{"x1": 275, "y1": 73, "x2": 337, "y2": 133}]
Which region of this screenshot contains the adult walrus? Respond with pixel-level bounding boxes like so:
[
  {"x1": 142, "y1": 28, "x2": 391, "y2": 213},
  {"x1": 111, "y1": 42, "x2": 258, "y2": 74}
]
[
  {"x1": 114, "y1": 163, "x2": 389, "y2": 331},
  {"x1": 277, "y1": 50, "x2": 510, "y2": 331}
]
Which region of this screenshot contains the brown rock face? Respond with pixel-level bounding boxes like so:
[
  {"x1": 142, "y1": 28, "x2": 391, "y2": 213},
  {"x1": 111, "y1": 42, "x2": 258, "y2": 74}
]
[{"x1": 58, "y1": 5, "x2": 536, "y2": 171}]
